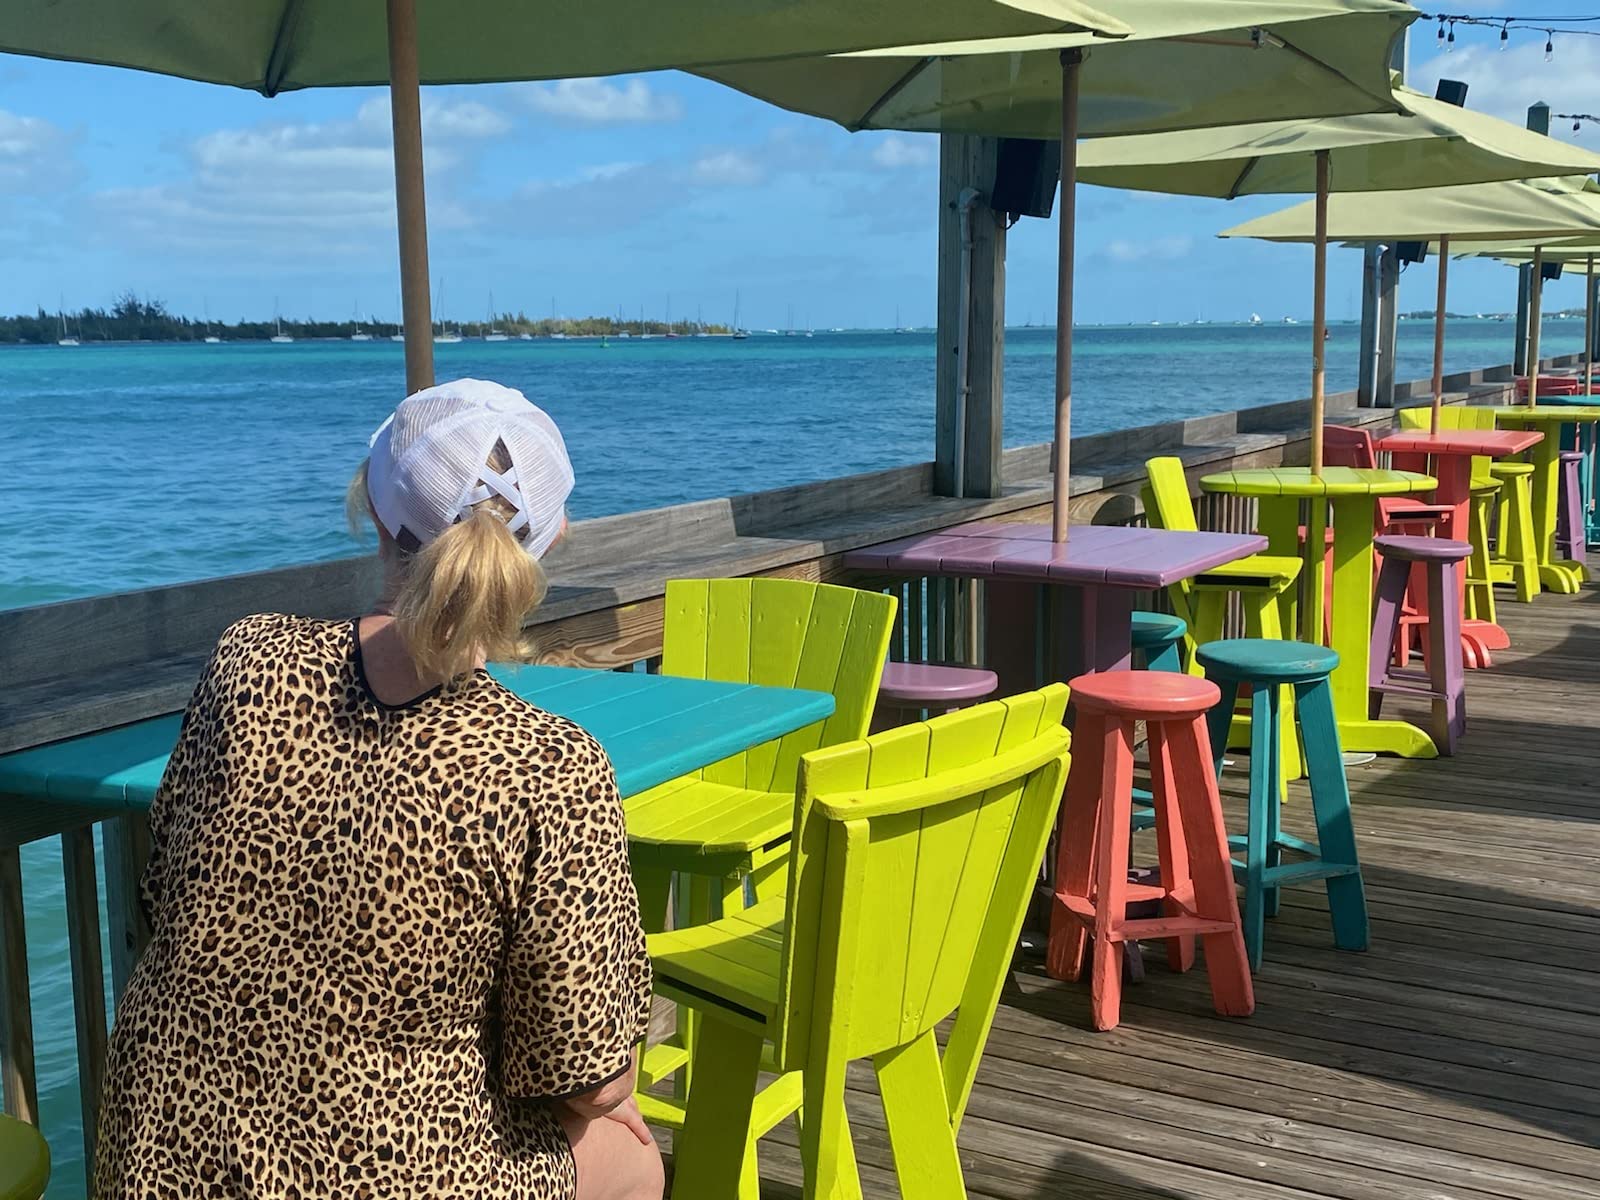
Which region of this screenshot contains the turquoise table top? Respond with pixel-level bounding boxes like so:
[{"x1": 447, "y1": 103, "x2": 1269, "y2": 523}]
[{"x1": 0, "y1": 664, "x2": 836, "y2": 810}]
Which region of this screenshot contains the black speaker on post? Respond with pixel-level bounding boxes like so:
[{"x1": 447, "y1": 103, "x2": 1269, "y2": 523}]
[
  {"x1": 1396, "y1": 242, "x2": 1428, "y2": 265},
  {"x1": 1435, "y1": 79, "x2": 1469, "y2": 108},
  {"x1": 991, "y1": 138, "x2": 1060, "y2": 219},
  {"x1": 1542, "y1": 260, "x2": 1564, "y2": 281}
]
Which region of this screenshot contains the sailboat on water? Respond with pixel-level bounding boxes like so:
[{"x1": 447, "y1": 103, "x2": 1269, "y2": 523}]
[
  {"x1": 732, "y1": 292, "x2": 748, "y2": 340},
  {"x1": 56, "y1": 299, "x2": 80, "y2": 346},
  {"x1": 434, "y1": 280, "x2": 462, "y2": 344},
  {"x1": 483, "y1": 292, "x2": 508, "y2": 341},
  {"x1": 350, "y1": 302, "x2": 372, "y2": 342},
  {"x1": 202, "y1": 300, "x2": 221, "y2": 344},
  {"x1": 270, "y1": 299, "x2": 294, "y2": 343}
]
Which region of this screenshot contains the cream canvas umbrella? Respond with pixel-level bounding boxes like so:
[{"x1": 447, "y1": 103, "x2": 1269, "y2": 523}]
[
  {"x1": 700, "y1": 0, "x2": 1420, "y2": 538},
  {"x1": 1221, "y1": 175, "x2": 1600, "y2": 435},
  {"x1": 0, "y1": 0, "x2": 1131, "y2": 393}
]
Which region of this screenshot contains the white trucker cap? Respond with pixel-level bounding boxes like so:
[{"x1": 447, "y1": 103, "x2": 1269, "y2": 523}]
[{"x1": 366, "y1": 378, "x2": 574, "y2": 559}]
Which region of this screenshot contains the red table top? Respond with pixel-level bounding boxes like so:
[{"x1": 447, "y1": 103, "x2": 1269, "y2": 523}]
[
  {"x1": 1377, "y1": 429, "x2": 1543, "y2": 458},
  {"x1": 844, "y1": 521, "x2": 1267, "y2": 589}
]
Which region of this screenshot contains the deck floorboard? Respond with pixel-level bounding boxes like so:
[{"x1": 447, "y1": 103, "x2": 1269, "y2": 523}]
[{"x1": 668, "y1": 575, "x2": 1600, "y2": 1198}]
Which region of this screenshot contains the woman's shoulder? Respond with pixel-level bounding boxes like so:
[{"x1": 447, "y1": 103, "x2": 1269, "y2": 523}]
[{"x1": 205, "y1": 613, "x2": 350, "y2": 678}]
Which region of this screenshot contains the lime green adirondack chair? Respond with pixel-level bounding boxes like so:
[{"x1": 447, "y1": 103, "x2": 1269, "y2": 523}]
[
  {"x1": 1143, "y1": 456, "x2": 1303, "y2": 784},
  {"x1": 643, "y1": 685, "x2": 1071, "y2": 1200},
  {"x1": 627, "y1": 578, "x2": 898, "y2": 931}
]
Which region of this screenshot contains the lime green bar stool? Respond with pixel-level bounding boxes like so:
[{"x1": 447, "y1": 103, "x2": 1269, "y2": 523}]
[
  {"x1": 0, "y1": 1115, "x2": 49, "y2": 1200},
  {"x1": 643, "y1": 686, "x2": 1071, "y2": 1200},
  {"x1": 1144, "y1": 456, "x2": 1304, "y2": 785}
]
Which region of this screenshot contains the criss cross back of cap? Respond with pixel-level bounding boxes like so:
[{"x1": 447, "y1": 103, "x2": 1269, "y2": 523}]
[{"x1": 454, "y1": 454, "x2": 531, "y2": 542}]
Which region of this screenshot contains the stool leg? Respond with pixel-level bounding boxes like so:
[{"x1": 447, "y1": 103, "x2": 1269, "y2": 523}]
[
  {"x1": 1368, "y1": 557, "x2": 1408, "y2": 722},
  {"x1": 1510, "y1": 476, "x2": 1539, "y2": 603},
  {"x1": 1295, "y1": 678, "x2": 1369, "y2": 954},
  {"x1": 1148, "y1": 723, "x2": 1196, "y2": 976},
  {"x1": 1047, "y1": 713, "x2": 1107, "y2": 983},
  {"x1": 1148, "y1": 638, "x2": 1184, "y2": 673},
  {"x1": 1089, "y1": 718, "x2": 1136, "y2": 1031},
  {"x1": 1467, "y1": 494, "x2": 1497, "y2": 626},
  {"x1": 1427, "y1": 563, "x2": 1467, "y2": 755},
  {"x1": 1187, "y1": 592, "x2": 1228, "y2": 676},
  {"x1": 1246, "y1": 589, "x2": 1301, "y2": 789},
  {"x1": 1241, "y1": 681, "x2": 1282, "y2": 973},
  {"x1": 1166, "y1": 716, "x2": 1254, "y2": 1018}
]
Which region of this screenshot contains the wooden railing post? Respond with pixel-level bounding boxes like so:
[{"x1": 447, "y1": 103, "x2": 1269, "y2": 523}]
[
  {"x1": 103, "y1": 813, "x2": 153, "y2": 1005},
  {"x1": 63, "y1": 825, "x2": 108, "y2": 1164},
  {"x1": 0, "y1": 845, "x2": 39, "y2": 1123}
]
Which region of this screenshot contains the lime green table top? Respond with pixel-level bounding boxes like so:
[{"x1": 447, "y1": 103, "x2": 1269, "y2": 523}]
[
  {"x1": 1200, "y1": 466, "x2": 1436, "y2": 499},
  {"x1": 1495, "y1": 405, "x2": 1600, "y2": 424}
]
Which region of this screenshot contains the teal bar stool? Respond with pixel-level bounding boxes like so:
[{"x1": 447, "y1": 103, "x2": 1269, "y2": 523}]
[
  {"x1": 1130, "y1": 611, "x2": 1188, "y2": 832},
  {"x1": 1196, "y1": 639, "x2": 1369, "y2": 972},
  {"x1": 0, "y1": 1115, "x2": 50, "y2": 1200}
]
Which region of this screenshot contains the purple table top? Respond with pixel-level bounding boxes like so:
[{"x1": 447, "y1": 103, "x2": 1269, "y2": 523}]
[{"x1": 845, "y1": 521, "x2": 1268, "y2": 589}]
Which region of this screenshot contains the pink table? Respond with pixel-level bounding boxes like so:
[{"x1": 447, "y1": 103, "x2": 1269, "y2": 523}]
[
  {"x1": 1378, "y1": 428, "x2": 1543, "y2": 667},
  {"x1": 845, "y1": 521, "x2": 1267, "y2": 691}
]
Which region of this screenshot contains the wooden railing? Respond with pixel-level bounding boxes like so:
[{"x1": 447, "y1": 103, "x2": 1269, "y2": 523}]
[{"x1": 0, "y1": 357, "x2": 1548, "y2": 1187}]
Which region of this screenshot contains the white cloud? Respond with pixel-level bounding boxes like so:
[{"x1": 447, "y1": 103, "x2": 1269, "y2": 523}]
[
  {"x1": 1410, "y1": 38, "x2": 1600, "y2": 143},
  {"x1": 0, "y1": 108, "x2": 78, "y2": 194},
  {"x1": 90, "y1": 97, "x2": 511, "y2": 257},
  {"x1": 1099, "y1": 235, "x2": 1194, "y2": 263},
  {"x1": 517, "y1": 78, "x2": 682, "y2": 125},
  {"x1": 690, "y1": 149, "x2": 763, "y2": 186},
  {"x1": 870, "y1": 135, "x2": 935, "y2": 170}
]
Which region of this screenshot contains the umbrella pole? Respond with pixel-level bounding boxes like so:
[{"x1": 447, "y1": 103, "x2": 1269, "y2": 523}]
[
  {"x1": 1528, "y1": 246, "x2": 1543, "y2": 409},
  {"x1": 1052, "y1": 49, "x2": 1082, "y2": 543},
  {"x1": 387, "y1": 0, "x2": 435, "y2": 394},
  {"x1": 1587, "y1": 255, "x2": 1595, "y2": 399},
  {"x1": 1310, "y1": 149, "x2": 1329, "y2": 476},
  {"x1": 1430, "y1": 235, "x2": 1449, "y2": 435}
]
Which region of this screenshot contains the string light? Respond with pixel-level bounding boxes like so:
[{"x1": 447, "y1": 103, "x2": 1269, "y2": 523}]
[
  {"x1": 1557, "y1": 112, "x2": 1600, "y2": 136},
  {"x1": 1501, "y1": 20, "x2": 1510, "y2": 48},
  {"x1": 1421, "y1": 13, "x2": 1600, "y2": 54},
  {"x1": 1547, "y1": 29, "x2": 1556, "y2": 60}
]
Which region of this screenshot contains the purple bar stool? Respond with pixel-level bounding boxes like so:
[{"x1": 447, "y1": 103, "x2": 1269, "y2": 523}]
[
  {"x1": 1369, "y1": 535, "x2": 1471, "y2": 755},
  {"x1": 874, "y1": 661, "x2": 999, "y2": 730},
  {"x1": 1556, "y1": 450, "x2": 1587, "y2": 565}
]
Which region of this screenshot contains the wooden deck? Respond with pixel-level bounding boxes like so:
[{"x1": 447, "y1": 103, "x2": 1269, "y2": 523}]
[{"x1": 687, "y1": 576, "x2": 1600, "y2": 1199}]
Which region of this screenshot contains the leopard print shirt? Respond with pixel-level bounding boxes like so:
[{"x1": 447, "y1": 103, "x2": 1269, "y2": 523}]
[{"x1": 95, "y1": 613, "x2": 652, "y2": 1200}]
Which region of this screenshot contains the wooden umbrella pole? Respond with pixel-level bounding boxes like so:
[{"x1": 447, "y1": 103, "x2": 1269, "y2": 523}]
[
  {"x1": 1430, "y1": 235, "x2": 1449, "y2": 434},
  {"x1": 1588, "y1": 256, "x2": 1595, "y2": 399},
  {"x1": 1310, "y1": 149, "x2": 1329, "y2": 476},
  {"x1": 1528, "y1": 245, "x2": 1543, "y2": 409},
  {"x1": 1052, "y1": 49, "x2": 1083, "y2": 543},
  {"x1": 387, "y1": 0, "x2": 435, "y2": 395}
]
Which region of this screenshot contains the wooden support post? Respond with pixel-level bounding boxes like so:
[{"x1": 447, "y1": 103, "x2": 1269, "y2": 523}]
[
  {"x1": 103, "y1": 813, "x2": 153, "y2": 1005},
  {"x1": 1528, "y1": 247, "x2": 1544, "y2": 408},
  {"x1": 1588, "y1": 257, "x2": 1596, "y2": 399},
  {"x1": 1375, "y1": 246, "x2": 1399, "y2": 408},
  {"x1": 935, "y1": 135, "x2": 1006, "y2": 499},
  {"x1": 1430, "y1": 236, "x2": 1449, "y2": 434},
  {"x1": 387, "y1": 0, "x2": 435, "y2": 394},
  {"x1": 0, "y1": 845, "x2": 38, "y2": 1122},
  {"x1": 63, "y1": 825, "x2": 107, "y2": 1164}
]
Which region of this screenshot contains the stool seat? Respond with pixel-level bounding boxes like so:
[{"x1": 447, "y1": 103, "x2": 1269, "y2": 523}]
[
  {"x1": 1130, "y1": 610, "x2": 1188, "y2": 649},
  {"x1": 1489, "y1": 461, "x2": 1535, "y2": 477},
  {"x1": 1373, "y1": 534, "x2": 1471, "y2": 564},
  {"x1": 878, "y1": 661, "x2": 998, "y2": 706},
  {"x1": 1071, "y1": 670, "x2": 1220, "y2": 719},
  {"x1": 1197, "y1": 639, "x2": 1340, "y2": 686},
  {"x1": 1560, "y1": 449, "x2": 1586, "y2": 462},
  {"x1": 0, "y1": 1115, "x2": 49, "y2": 1200}
]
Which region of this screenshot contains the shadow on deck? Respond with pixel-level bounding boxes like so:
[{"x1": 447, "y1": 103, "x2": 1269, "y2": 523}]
[{"x1": 676, "y1": 571, "x2": 1600, "y2": 1199}]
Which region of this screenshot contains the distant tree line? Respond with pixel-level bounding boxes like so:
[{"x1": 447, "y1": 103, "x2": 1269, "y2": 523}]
[{"x1": 2, "y1": 291, "x2": 731, "y2": 343}]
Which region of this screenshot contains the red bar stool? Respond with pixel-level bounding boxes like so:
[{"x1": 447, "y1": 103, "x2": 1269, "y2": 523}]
[
  {"x1": 1046, "y1": 670, "x2": 1254, "y2": 1031},
  {"x1": 1370, "y1": 535, "x2": 1470, "y2": 755}
]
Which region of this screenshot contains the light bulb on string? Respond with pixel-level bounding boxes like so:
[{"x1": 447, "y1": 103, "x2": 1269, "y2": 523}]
[
  {"x1": 1546, "y1": 31, "x2": 1555, "y2": 62},
  {"x1": 1437, "y1": 17, "x2": 1445, "y2": 44},
  {"x1": 1500, "y1": 22, "x2": 1509, "y2": 50},
  {"x1": 1447, "y1": 20, "x2": 1455, "y2": 49}
]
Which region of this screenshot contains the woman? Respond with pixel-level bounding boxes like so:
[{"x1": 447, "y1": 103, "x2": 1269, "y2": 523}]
[{"x1": 96, "y1": 379, "x2": 663, "y2": 1200}]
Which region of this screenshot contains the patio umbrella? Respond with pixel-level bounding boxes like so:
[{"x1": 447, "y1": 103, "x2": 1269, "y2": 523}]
[
  {"x1": 1469, "y1": 230, "x2": 1600, "y2": 402},
  {"x1": 1221, "y1": 175, "x2": 1600, "y2": 434},
  {"x1": 699, "y1": 0, "x2": 1420, "y2": 539},
  {"x1": 0, "y1": 0, "x2": 1132, "y2": 394}
]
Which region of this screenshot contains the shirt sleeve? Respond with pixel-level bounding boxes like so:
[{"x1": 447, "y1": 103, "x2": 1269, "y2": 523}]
[{"x1": 499, "y1": 731, "x2": 652, "y2": 1101}]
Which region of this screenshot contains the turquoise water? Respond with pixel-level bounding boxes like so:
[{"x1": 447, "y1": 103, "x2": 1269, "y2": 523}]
[{"x1": 1, "y1": 316, "x2": 1588, "y2": 1196}]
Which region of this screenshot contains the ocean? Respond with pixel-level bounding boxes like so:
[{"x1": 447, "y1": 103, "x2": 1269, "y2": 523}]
[{"x1": 0, "y1": 317, "x2": 1588, "y2": 1195}]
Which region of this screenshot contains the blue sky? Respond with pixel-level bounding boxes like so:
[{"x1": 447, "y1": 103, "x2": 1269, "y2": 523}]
[{"x1": 5, "y1": 11, "x2": 1600, "y2": 329}]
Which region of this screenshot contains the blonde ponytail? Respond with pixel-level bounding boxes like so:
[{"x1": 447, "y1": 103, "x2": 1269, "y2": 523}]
[{"x1": 349, "y1": 448, "x2": 550, "y2": 684}]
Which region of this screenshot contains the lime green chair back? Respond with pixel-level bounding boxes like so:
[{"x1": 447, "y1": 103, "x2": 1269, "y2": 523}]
[
  {"x1": 1141, "y1": 455, "x2": 1201, "y2": 534},
  {"x1": 662, "y1": 578, "x2": 897, "y2": 793},
  {"x1": 773, "y1": 685, "x2": 1070, "y2": 1118},
  {"x1": 0, "y1": 1114, "x2": 49, "y2": 1200},
  {"x1": 1397, "y1": 405, "x2": 1498, "y2": 481}
]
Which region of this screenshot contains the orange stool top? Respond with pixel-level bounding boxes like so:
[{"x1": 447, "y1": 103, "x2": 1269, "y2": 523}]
[{"x1": 1069, "y1": 670, "x2": 1220, "y2": 719}]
